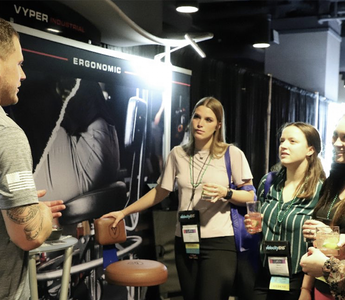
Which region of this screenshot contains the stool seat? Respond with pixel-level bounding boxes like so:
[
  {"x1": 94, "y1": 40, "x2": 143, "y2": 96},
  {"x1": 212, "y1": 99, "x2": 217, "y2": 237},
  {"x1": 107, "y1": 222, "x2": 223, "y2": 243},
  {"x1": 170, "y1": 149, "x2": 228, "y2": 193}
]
[{"x1": 105, "y1": 259, "x2": 168, "y2": 287}]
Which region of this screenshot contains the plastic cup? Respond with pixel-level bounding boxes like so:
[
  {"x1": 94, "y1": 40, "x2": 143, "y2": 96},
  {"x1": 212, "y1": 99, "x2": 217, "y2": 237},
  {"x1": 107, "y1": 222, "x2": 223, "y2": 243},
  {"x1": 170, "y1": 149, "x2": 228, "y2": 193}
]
[
  {"x1": 201, "y1": 185, "x2": 214, "y2": 201},
  {"x1": 246, "y1": 202, "x2": 262, "y2": 233},
  {"x1": 201, "y1": 194, "x2": 214, "y2": 201},
  {"x1": 315, "y1": 225, "x2": 340, "y2": 256}
]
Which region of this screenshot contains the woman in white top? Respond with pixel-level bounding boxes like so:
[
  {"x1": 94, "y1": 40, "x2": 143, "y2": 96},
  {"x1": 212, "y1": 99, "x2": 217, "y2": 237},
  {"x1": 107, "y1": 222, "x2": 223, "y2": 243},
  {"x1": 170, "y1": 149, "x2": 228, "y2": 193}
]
[{"x1": 102, "y1": 96, "x2": 256, "y2": 300}]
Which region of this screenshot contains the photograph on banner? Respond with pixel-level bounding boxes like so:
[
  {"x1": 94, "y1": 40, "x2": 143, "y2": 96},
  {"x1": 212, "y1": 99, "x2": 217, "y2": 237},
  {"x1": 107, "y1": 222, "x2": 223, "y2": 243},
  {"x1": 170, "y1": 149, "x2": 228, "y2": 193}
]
[{"x1": 7, "y1": 31, "x2": 191, "y2": 213}]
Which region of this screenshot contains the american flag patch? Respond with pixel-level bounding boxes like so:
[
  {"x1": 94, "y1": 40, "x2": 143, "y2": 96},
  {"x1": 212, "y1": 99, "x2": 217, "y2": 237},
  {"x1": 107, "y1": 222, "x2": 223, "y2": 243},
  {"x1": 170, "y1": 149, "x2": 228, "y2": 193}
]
[{"x1": 6, "y1": 171, "x2": 35, "y2": 192}]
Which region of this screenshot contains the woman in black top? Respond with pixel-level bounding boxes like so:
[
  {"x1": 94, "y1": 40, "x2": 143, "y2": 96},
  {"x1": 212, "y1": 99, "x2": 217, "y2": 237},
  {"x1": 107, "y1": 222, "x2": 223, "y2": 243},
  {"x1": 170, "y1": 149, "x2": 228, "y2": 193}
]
[{"x1": 303, "y1": 115, "x2": 345, "y2": 300}]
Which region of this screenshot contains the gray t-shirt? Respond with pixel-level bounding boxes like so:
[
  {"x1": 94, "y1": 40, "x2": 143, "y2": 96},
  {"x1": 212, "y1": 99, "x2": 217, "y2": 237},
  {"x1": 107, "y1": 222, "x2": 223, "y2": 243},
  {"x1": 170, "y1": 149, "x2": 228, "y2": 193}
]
[
  {"x1": 158, "y1": 145, "x2": 253, "y2": 238},
  {"x1": 0, "y1": 107, "x2": 38, "y2": 300}
]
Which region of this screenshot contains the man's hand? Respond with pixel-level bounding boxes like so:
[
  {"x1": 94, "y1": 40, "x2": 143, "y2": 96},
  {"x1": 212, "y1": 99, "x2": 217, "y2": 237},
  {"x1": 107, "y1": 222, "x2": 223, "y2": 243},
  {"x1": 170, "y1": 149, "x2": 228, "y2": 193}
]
[
  {"x1": 37, "y1": 189, "x2": 47, "y2": 198},
  {"x1": 43, "y1": 200, "x2": 65, "y2": 218},
  {"x1": 37, "y1": 190, "x2": 65, "y2": 218}
]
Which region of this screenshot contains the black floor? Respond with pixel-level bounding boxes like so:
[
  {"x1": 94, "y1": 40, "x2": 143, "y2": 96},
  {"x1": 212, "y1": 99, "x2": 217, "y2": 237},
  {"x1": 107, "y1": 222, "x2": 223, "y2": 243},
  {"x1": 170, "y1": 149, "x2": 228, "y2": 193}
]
[
  {"x1": 101, "y1": 282, "x2": 182, "y2": 300},
  {"x1": 101, "y1": 283, "x2": 128, "y2": 300}
]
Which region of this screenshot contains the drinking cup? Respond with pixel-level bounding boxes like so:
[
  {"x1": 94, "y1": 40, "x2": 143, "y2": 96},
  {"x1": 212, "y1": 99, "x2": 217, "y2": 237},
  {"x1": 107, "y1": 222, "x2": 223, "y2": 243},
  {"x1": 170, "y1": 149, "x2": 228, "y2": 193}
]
[
  {"x1": 315, "y1": 225, "x2": 340, "y2": 256},
  {"x1": 201, "y1": 185, "x2": 214, "y2": 201},
  {"x1": 201, "y1": 194, "x2": 214, "y2": 201},
  {"x1": 246, "y1": 201, "x2": 262, "y2": 233}
]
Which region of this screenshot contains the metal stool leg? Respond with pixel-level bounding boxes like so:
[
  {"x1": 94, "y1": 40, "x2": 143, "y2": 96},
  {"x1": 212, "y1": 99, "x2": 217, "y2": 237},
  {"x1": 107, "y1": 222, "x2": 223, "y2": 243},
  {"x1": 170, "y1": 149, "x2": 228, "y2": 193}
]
[
  {"x1": 29, "y1": 253, "x2": 39, "y2": 300},
  {"x1": 59, "y1": 245, "x2": 74, "y2": 300}
]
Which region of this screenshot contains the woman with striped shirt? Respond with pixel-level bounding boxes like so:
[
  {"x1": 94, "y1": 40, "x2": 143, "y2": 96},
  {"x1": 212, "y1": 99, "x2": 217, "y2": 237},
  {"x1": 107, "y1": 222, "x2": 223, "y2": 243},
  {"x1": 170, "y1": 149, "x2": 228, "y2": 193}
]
[{"x1": 245, "y1": 122, "x2": 326, "y2": 300}]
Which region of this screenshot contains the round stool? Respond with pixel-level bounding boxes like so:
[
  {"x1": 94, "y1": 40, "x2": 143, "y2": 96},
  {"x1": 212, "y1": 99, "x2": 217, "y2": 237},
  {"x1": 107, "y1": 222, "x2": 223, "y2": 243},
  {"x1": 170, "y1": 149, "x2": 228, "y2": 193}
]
[{"x1": 105, "y1": 259, "x2": 168, "y2": 299}]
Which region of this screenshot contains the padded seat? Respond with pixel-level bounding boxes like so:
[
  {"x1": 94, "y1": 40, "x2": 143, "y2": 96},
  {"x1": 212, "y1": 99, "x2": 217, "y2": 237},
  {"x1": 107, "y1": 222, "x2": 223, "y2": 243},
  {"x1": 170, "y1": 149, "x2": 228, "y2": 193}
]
[
  {"x1": 94, "y1": 217, "x2": 168, "y2": 299},
  {"x1": 105, "y1": 259, "x2": 168, "y2": 287}
]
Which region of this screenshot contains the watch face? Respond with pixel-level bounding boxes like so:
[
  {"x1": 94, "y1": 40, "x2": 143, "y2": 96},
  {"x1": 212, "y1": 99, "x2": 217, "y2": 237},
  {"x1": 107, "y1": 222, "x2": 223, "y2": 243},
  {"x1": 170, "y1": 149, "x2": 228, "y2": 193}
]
[{"x1": 225, "y1": 189, "x2": 233, "y2": 199}]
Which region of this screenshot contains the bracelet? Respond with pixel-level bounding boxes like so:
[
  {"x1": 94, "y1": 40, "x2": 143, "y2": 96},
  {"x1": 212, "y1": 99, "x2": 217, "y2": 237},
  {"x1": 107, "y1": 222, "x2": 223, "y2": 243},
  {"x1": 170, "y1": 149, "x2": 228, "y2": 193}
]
[
  {"x1": 300, "y1": 287, "x2": 312, "y2": 293},
  {"x1": 322, "y1": 258, "x2": 332, "y2": 278}
]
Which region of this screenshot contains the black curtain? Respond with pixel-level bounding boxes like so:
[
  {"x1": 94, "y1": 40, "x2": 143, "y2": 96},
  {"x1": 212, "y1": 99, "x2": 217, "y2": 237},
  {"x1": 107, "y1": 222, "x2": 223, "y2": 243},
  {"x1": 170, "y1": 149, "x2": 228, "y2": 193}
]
[
  {"x1": 269, "y1": 80, "x2": 318, "y2": 169},
  {"x1": 172, "y1": 50, "x2": 330, "y2": 187},
  {"x1": 174, "y1": 51, "x2": 269, "y2": 187},
  {"x1": 225, "y1": 69, "x2": 270, "y2": 188}
]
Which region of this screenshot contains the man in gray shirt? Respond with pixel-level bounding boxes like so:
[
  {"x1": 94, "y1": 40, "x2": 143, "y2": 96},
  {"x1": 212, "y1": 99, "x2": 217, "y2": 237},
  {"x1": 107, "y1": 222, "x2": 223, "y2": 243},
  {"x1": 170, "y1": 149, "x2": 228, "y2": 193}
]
[{"x1": 0, "y1": 18, "x2": 65, "y2": 300}]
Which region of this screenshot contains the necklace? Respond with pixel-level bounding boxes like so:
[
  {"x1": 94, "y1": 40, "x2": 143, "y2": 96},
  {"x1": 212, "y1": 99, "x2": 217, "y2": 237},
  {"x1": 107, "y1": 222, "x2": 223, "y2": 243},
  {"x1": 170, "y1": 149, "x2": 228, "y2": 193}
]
[
  {"x1": 189, "y1": 153, "x2": 212, "y2": 203},
  {"x1": 196, "y1": 150, "x2": 207, "y2": 160},
  {"x1": 326, "y1": 194, "x2": 338, "y2": 220},
  {"x1": 277, "y1": 182, "x2": 306, "y2": 223},
  {"x1": 277, "y1": 189, "x2": 298, "y2": 223}
]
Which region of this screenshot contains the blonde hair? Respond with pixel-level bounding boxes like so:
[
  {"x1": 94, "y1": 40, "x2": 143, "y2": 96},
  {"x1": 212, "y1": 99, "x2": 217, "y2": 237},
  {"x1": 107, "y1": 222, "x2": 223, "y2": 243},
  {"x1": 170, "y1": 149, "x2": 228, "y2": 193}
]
[
  {"x1": 183, "y1": 97, "x2": 228, "y2": 158},
  {"x1": 0, "y1": 18, "x2": 19, "y2": 60}
]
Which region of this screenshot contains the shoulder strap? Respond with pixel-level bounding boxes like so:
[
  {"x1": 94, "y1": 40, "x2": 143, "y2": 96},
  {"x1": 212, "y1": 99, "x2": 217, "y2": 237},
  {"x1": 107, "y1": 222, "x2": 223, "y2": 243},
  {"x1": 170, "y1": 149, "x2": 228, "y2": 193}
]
[
  {"x1": 225, "y1": 146, "x2": 236, "y2": 189},
  {"x1": 224, "y1": 146, "x2": 231, "y2": 180},
  {"x1": 264, "y1": 171, "x2": 277, "y2": 197}
]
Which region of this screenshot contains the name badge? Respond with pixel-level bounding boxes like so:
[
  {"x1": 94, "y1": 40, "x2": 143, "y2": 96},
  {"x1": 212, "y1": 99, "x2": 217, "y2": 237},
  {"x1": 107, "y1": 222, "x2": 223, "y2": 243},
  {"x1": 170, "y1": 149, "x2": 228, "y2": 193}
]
[
  {"x1": 263, "y1": 240, "x2": 291, "y2": 291},
  {"x1": 268, "y1": 257, "x2": 289, "y2": 277},
  {"x1": 179, "y1": 210, "x2": 200, "y2": 257},
  {"x1": 182, "y1": 224, "x2": 199, "y2": 242},
  {"x1": 269, "y1": 276, "x2": 290, "y2": 291}
]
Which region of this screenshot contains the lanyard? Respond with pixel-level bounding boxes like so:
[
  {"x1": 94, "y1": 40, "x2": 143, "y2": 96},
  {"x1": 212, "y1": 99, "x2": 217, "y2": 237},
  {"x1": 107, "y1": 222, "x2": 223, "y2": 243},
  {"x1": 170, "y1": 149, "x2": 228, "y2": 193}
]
[{"x1": 189, "y1": 154, "x2": 212, "y2": 206}]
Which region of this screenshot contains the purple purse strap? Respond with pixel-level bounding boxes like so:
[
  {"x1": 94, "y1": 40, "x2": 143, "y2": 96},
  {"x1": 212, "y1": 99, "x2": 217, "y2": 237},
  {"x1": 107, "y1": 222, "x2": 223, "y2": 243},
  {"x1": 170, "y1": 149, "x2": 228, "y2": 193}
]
[
  {"x1": 224, "y1": 146, "x2": 235, "y2": 189},
  {"x1": 225, "y1": 146, "x2": 256, "y2": 193}
]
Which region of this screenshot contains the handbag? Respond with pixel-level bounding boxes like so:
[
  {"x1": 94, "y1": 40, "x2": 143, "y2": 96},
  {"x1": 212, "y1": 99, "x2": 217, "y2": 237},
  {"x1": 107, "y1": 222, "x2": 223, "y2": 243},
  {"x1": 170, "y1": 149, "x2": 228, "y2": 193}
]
[
  {"x1": 224, "y1": 146, "x2": 260, "y2": 252},
  {"x1": 94, "y1": 218, "x2": 127, "y2": 245}
]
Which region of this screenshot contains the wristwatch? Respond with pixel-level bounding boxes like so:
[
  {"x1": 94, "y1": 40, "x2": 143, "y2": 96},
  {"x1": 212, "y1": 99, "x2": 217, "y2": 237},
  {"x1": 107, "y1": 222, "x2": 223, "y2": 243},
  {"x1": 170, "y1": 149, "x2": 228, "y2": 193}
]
[{"x1": 224, "y1": 188, "x2": 233, "y2": 200}]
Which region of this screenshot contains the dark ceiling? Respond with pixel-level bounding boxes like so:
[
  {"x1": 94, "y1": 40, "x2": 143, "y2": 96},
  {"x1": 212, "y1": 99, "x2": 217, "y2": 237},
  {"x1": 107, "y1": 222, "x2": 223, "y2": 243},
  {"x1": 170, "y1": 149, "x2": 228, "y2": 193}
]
[
  {"x1": 159, "y1": 0, "x2": 345, "y2": 71},
  {"x1": 55, "y1": 0, "x2": 345, "y2": 73}
]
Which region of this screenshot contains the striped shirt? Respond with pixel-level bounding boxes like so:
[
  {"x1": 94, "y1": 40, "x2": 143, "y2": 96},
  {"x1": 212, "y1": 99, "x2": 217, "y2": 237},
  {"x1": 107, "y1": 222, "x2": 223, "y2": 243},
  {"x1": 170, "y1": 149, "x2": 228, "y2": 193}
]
[{"x1": 257, "y1": 171, "x2": 323, "y2": 274}]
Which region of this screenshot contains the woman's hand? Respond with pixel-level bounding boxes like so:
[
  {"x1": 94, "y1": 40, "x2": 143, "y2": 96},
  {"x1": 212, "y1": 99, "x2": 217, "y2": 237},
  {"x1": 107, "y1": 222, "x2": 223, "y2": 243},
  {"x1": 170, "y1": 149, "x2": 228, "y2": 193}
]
[
  {"x1": 302, "y1": 219, "x2": 325, "y2": 241},
  {"x1": 300, "y1": 247, "x2": 328, "y2": 277},
  {"x1": 201, "y1": 183, "x2": 227, "y2": 203},
  {"x1": 101, "y1": 211, "x2": 125, "y2": 228},
  {"x1": 244, "y1": 213, "x2": 262, "y2": 235}
]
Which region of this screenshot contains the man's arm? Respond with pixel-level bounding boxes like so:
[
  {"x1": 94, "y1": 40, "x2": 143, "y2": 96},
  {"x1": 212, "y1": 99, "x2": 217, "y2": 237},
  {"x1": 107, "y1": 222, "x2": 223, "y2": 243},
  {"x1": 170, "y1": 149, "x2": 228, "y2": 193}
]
[{"x1": 1, "y1": 202, "x2": 53, "y2": 251}]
